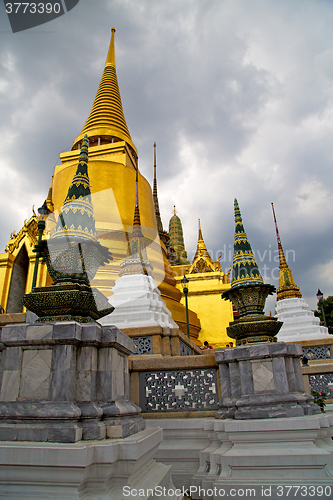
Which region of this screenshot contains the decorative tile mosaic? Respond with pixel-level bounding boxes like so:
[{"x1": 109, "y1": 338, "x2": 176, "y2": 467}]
[
  {"x1": 179, "y1": 339, "x2": 193, "y2": 356},
  {"x1": 303, "y1": 345, "x2": 333, "y2": 360},
  {"x1": 132, "y1": 336, "x2": 153, "y2": 355},
  {"x1": 309, "y1": 372, "x2": 333, "y2": 397},
  {"x1": 139, "y1": 368, "x2": 219, "y2": 411}
]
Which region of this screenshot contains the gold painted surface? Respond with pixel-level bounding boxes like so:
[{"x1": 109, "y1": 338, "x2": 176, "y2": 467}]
[{"x1": 173, "y1": 266, "x2": 234, "y2": 348}]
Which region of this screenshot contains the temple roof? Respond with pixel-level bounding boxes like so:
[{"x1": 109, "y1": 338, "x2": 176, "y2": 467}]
[
  {"x1": 271, "y1": 203, "x2": 302, "y2": 301},
  {"x1": 189, "y1": 220, "x2": 215, "y2": 273},
  {"x1": 72, "y1": 29, "x2": 137, "y2": 156},
  {"x1": 230, "y1": 199, "x2": 264, "y2": 289}
]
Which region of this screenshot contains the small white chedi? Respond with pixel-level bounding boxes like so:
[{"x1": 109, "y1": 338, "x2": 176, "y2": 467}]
[
  {"x1": 272, "y1": 203, "x2": 331, "y2": 342},
  {"x1": 276, "y1": 296, "x2": 330, "y2": 342},
  {"x1": 99, "y1": 272, "x2": 178, "y2": 329}
]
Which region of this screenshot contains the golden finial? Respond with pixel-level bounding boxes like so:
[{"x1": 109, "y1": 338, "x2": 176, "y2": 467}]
[
  {"x1": 173, "y1": 205, "x2": 177, "y2": 216},
  {"x1": 106, "y1": 28, "x2": 116, "y2": 68},
  {"x1": 198, "y1": 219, "x2": 203, "y2": 241}
]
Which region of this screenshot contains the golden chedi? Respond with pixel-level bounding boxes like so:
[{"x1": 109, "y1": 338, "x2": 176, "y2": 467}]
[{"x1": 0, "y1": 29, "x2": 202, "y2": 341}]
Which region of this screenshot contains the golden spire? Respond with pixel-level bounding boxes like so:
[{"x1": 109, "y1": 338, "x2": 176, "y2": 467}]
[
  {"x1": 198, "y1": 219, "x2": 203, "y2": 241},
  {"x1": 106, "y1": 27, "x2": 116, "y2": 67},
  {"x1": 133, "y1": 168, "x2": 142, "y2": 230},
  {"x1": 72, "y1": 28, "x2": 137, "y2": 156},
  {"x1": 271, "y1": 203, "x2": 302, "y2": 301},
  {"x1": 153, "y1": 142, "x2": 164, "y2": 233},
  {"x1": 189, "y1": 219, "x2": 214, "y2": 274},
  {"x1": 45, "y1": 177, "x2": 54, "y2": 213}
]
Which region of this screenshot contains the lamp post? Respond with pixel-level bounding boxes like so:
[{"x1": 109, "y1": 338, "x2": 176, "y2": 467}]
[
  {"x1": 316, "y1": 288, "x2": 327, "y2": 327},
  {"x1": 31, "y1": 201, "x2": 51, "y2": 290},
  {"x1": 181, "y1": 275, "x2": 190, "y2": 339}
]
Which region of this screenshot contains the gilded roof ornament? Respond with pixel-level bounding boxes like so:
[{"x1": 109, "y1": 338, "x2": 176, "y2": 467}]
[
  {"x1": 189, "y1": 220, "x2": 214, "y2": 274},
  {"x1": 4, "y1": 215, "x2": 38, "y2": 253},
  {"x1": 271, "y1": 203, "x2": 302, "y2": 301}
]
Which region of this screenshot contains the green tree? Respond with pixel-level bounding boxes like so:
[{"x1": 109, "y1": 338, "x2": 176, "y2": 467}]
[{"x1": 314, "y1": 295, "x2": 333, "y2": 334}]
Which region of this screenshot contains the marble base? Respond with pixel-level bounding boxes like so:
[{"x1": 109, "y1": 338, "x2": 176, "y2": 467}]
[
  {"x1": 0, "y1": 321, "x2": 144, "y2": 442},
  {"x1": 99, "y1": 274, "x2": 178, "y2": 329},
  {"x1": 215, "y1": 342, "x2": 320, "y2": 419},
  {"x1": 192, "y1": 414, "x2": 333, "y2": 500},
  {"x1": 276, "y1": 297, "x2": 331, "y2": 342},
  {"x1": 0, "y1": 427, "x2": 181, "y2": 500}
]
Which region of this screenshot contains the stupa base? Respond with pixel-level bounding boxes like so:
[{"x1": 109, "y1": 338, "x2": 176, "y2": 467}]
[
  {"x1": 22, "y1": 283, "x2": 113, "y2": 323},
  {"x1": 226, "y1": 315, "x2": 281, "y2": 346}
]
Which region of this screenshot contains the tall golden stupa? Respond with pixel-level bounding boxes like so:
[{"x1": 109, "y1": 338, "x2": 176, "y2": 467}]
[{"x1": 0, "y1": 29, "x2": 202, "y2": 341}]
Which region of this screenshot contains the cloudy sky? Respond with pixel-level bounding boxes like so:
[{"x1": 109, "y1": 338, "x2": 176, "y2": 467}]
[{"x1": 1, "y1": 0, "x2": 333, "y2": 313}]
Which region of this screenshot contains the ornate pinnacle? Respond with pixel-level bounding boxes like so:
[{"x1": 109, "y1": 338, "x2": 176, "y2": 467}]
[{"x1": 271, "y1": 203, "x2": 302, "y2": 301}]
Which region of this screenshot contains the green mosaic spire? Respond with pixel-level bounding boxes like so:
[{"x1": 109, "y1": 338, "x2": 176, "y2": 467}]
[
  {"x1": 52, "y1": 134, "x2": 97, "y2": 243},
  {"x1": 22, "y1": 134, "x2": 113, "y2": 322},
  {"x1": 231, "y1": 199, "x2": 264, "y2": 289},
  {"x1": 168, "y1": 206, "x2": 190, "y2": 265}
]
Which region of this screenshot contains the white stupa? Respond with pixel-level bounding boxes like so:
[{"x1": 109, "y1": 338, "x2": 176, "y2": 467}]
[
  {"x1": 99, "y1": 273, "x2": 178, "y2": 329},
  {"x1": 272, "y1": 204, "x2": 331, "y2": 342},
  {"x1": 99, "y1": 167, "x2": 177, "y2": 330}
]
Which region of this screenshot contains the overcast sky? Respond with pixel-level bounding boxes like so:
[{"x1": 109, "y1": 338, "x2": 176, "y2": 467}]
[{"x1": 1, "y1": 0, "x2": 333, "y2": 313}]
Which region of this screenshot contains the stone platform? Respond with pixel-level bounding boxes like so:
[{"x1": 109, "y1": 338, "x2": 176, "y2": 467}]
[
  {"x1": 0, "y1": 427, "x2": 181, "y2": 500},
  {"x1": 146, "y1": 415, "x2": 333, "y2": 500},
  {"x1": 0, "y1": 320, "x2": 181, "y2": 499},
  {"x1": 192, "y1": 414, "x2": 333, "y2": 500}
]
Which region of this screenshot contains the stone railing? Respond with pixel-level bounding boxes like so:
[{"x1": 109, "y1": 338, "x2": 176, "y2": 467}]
[
  {"x1": 129, "y1": 352, "x2": 220, "y2": 417},
  {"x1": 122, "y1": 325, "x2": 202, "y2": 357},
  {"x1": 292, "y1": 338, "x2": 333, "y2": 403}
]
